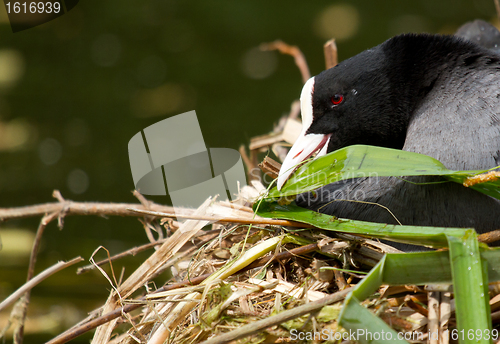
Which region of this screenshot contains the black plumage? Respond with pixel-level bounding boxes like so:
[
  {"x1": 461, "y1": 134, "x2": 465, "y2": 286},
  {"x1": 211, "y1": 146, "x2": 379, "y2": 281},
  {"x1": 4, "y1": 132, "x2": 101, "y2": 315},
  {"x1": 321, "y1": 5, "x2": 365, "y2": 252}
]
[{"x1": 277, "y1": 32, "x2": 500, "y2": 249}]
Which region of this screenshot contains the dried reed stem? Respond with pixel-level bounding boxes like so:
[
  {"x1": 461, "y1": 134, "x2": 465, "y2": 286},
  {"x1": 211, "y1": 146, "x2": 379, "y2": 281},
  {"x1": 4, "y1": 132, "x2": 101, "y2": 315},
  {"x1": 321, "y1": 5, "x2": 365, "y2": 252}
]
[
  {"x1": 260, "y1": 40, "x2": 310, "y2": 83},
  {"x1": 199, "y1": 287, "x2": 353, "y2": 344}
]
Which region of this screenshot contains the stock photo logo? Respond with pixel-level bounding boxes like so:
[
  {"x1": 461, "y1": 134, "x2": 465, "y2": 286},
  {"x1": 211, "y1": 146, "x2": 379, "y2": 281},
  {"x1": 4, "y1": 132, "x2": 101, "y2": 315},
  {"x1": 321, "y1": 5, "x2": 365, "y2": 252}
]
[
  {"x1": 3, "y1": 0, "x2": 79, "y2": 33},
  {"x1": 128, "y1": 111, "x2": 248, "y2": 216}
]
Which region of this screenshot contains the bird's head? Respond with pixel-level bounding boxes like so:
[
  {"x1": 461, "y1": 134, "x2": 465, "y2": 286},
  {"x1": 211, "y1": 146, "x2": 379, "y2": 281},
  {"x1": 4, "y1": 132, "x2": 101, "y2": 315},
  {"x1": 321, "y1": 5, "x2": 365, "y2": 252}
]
[{"x1": 277, "y1": 47, "x2": 410, "y2": 190}]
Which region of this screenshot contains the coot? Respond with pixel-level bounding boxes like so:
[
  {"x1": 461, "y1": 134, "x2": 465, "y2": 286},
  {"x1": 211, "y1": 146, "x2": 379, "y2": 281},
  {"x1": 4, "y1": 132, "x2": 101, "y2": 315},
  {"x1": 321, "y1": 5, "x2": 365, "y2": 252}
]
[{"x1": 277, "y1": 33, "x2": 500, "y2": 246}]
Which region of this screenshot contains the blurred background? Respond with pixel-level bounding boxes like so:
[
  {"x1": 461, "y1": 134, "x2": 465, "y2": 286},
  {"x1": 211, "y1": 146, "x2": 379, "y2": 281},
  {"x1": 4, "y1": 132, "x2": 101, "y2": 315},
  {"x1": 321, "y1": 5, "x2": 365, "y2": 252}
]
[{"x1": 0, "y1": 0, "x2": 498, "y2": 342}]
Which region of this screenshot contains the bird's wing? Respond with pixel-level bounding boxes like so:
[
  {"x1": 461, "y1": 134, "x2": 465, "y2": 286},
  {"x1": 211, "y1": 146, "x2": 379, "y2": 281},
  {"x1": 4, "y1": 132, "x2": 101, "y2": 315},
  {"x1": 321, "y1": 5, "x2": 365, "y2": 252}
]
[{"x1": 403, "y1": 67, "x2": 500, "y2": 170}]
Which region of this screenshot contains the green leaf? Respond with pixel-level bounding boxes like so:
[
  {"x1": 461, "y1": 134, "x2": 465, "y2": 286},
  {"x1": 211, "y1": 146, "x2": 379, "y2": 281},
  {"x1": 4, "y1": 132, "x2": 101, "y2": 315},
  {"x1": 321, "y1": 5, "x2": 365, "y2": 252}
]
[
  {"x1": 253, "y1": 144, "x2": 500, "y2": 341},
  {"x1": 447, "y1": 232, "x2": 491, "y2": 338},
  {"x1": 340, "y1": 294, "x2": 406, "y2": 344},
  {"x1": 269, "y1": 145, "x2": 500, "y2": 200},
  {"x1": 338, "y1": 249, "x2": 500, "y2": 344},
  {"x1": 256, "y1": 201, "x2": 465, "y2": 248}
]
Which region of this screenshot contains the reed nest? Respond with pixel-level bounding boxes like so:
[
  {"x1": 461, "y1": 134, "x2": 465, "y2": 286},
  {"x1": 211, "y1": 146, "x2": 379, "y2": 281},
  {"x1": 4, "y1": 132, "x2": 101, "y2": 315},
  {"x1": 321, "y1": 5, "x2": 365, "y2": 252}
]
[
  {"x1": 3, "y1": 40, "x2": 500, "y2": 344},
  {"x1": 40, "y1": 188, "x2": 439, "y2": 344}
]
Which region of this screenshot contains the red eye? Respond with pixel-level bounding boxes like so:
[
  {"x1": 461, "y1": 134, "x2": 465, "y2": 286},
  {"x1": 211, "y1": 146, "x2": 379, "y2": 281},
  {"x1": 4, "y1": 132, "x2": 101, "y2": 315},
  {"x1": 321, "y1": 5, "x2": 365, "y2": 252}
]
[{"x1": 331, "y1": 94, "x2": 344, "y2": 105}]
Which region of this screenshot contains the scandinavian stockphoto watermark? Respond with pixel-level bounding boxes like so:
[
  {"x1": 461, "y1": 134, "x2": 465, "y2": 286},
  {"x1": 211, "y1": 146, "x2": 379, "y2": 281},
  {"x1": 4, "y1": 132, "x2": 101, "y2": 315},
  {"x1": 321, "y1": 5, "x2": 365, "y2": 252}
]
[
  {"x1": 289, "y1": 328, "x2": 420, "y2": 341},
  {"x1": 274, "y1": 170, "x2": 385, "y2": 208},
  {"x1": 289, "y1": 329, "x2": 500, "y2": 342},
  {"x1": 127, "y1": 110, "x2": 386, "y2": 217},
  {"x1": 128, "y1": 110, "x2": 248, "y2": 217}
]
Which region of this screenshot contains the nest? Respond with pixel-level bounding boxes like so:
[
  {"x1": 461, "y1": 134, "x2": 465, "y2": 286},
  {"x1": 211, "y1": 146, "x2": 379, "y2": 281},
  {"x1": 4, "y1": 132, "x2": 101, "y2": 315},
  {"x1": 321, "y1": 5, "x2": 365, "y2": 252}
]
[
  {"x1": 43, "y1": 40, "x2": 444, "y2": 343},
  {"x1": 4, "y1": 40, "x2": 500, "y2": 344},
  {"x1": 50, "y1": 188, "x2": 435, "y2": 344}
]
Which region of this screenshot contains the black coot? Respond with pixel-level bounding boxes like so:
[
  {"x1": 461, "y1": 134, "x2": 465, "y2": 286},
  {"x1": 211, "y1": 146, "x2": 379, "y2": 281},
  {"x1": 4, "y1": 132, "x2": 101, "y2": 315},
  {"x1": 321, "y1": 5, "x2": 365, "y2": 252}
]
[{"x1": 276, "y1": 33, "x2": 500, "y2": 247}]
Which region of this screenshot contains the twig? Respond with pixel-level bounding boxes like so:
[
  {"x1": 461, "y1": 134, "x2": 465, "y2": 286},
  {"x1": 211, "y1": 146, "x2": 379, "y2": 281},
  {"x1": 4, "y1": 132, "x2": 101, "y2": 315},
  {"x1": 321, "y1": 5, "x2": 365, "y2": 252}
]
[
  {"x1": 132, "y1": 190, "x2": 151, "y2": 208},
  {"x1": 260, "y1": 40, "x2": 310, "y2": 83},
  {"x1": 428, "y1": 291, "x2": 440, "y2": 344},
  {"x1": 218, "y1": 201, "x2": 254, "y2": 213},
  {"x1": 323, "y1": 39, "x2": 338, "y2": 69},
  {"x1": 27, "y1": 212, "x2": 60, "y2": 281},
  {"x1": 52, "y1": 190, "x2": 66, "y2": 228},
  {"x1": 332, "y1": 261, "x2": 348, "y2": 290},
  {"x1": 13, "y1": 211, "x2": 60, "y2": 343},
  {"x1": 288, "y1": 99, "x2": 301, "y2": 120},
  {"x1": 127, "y1": 208, "x2": 314, "y2": 228},
  {"x1": 77, "y1": 240, "x2": 168, "y2": 274},
  {"x1": 148, "y1": 233, "x2": 219, "y2": 280},
  {"x1": 0, "y1": 191, "x2": 267, "y2": 224},
  {"x1": 0, "y1": 257, "x2": 83, "y2": 313},
  {"x1": 77, "y1": 222, "x2": 226, "y2": 274},
  {"x1": 495, "y1": 0, "x2": 500, "y2": 23},
  {"x1": 258, "y1": 156, "x2": 281, "y2": 180},
  {"x1": 45, "y1": 272, "x2": 213, "y2": 344},
  {"x1": 239, "y1": 145, "x2": 259, "y2": 181},
  {"x1": 91, "y1": 199, "x2": 215, "y2": 344},
  {"x1": 478, "y1": 229, "x2": 500, "y2": 244},
  {"x1": 198, "y1": 287, "x2": 354, "y2": 344},
  {"x1": 133, "y1": 190, "x2": 164, "y2": 242},
  {"x1": 0, "y1": 197, "x2": 186, "y2": 221},
  {"x1": 440, "y1": 291, "x2": 451, "y2": 344},
  {"x1": 405, "y1": 294, "x2": 429, "y2": 317},
  {"x1": 244, "y1": 242, "x2": 319, "y2": 270},
  {"x1": 48, "y1": 241, "x2": 319, "y2": 344}
]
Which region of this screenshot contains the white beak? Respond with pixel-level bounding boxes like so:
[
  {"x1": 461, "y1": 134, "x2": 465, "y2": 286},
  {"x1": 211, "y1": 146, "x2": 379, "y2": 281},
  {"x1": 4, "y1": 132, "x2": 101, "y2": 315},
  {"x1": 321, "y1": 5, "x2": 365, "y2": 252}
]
[{"x1": 277, "y1": 77, "x2": 331, "y2": 190}]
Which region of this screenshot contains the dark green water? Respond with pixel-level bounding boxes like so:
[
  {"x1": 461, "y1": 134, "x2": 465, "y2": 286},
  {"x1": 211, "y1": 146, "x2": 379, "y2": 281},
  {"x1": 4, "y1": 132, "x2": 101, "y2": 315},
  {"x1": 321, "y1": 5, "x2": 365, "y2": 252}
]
[{"x1": 0, "y1": 0, "x2": 496, "y2": 342}]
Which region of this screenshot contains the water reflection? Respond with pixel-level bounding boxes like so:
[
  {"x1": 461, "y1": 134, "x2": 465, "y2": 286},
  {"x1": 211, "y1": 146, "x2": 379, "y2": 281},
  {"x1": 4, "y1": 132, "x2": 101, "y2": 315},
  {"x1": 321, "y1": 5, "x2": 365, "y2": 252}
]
[
  {"x1": 313, "y1": 4, "x2": 360, "y2": 42},
  {"x1": 0, "y1": 49, "x2": 24, "y2": 89},
  {"x1": 67, "y1": 169, "x2": 89, "y2": 195},
  {"x1": 90, "y1": 34, "x2": 122, "y2": 67},
  {"x1": 240, "y1": 47, "x2": 277, "y2": 79},
  {"x1": 38, "y1": 138, "x2": 62, "y2": 166}
]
